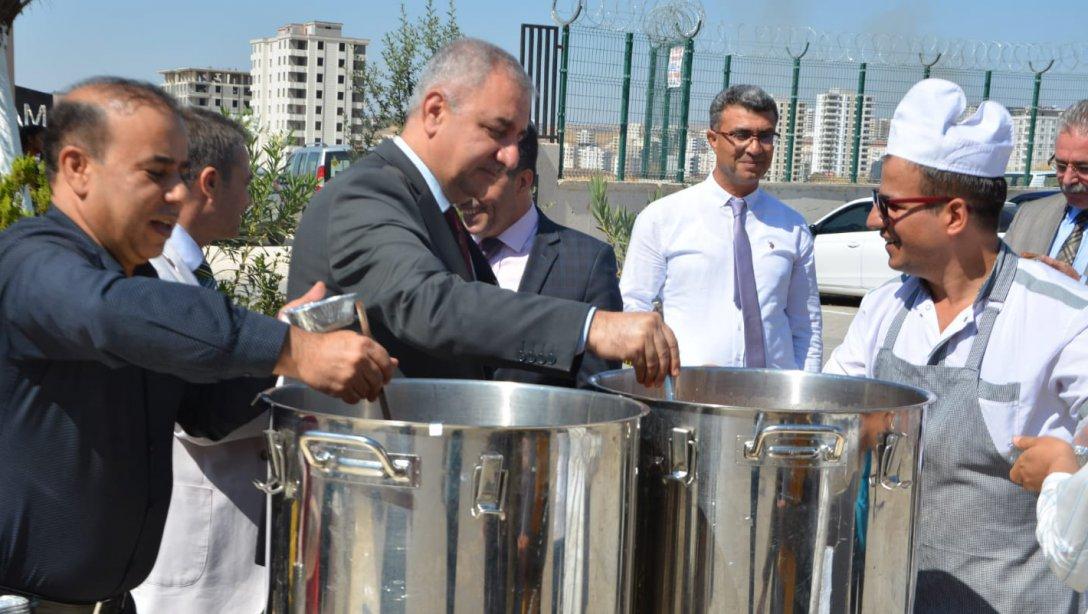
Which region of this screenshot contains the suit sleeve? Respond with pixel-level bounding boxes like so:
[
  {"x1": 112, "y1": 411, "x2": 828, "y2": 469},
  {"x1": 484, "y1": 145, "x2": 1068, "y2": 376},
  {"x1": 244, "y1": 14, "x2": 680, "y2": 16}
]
[
  {"x1": 327, "y1": 175, "x2": 592, "y2": 374},
  {"x1": 575, "y1": 243, "x2": 623, "y2": 387},
  {"x1": 2, "y1": 239, "x2": 287, "y2": 382},
  {"x1": 787, "y1": 226, "x2": 823, "y2": 371}
]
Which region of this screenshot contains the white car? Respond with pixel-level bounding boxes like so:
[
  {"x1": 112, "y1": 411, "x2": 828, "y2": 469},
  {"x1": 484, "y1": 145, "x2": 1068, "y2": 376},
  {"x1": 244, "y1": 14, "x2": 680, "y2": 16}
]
[{"x1": 810, "y1": 197, "x2": 1020, "y2": 297}]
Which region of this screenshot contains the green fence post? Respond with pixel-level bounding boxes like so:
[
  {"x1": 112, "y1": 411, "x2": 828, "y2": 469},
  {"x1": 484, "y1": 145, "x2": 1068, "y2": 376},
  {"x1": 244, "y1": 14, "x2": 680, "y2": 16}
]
[
  {"x1": 849, "y1": 62, "x2": 868, "y2": 183},
  {"x1": 722, "y1": 54, "x2": 732, "y2": 90},
  {"x1": 675, "y1": 38, "x2": 695, "y2": 183},
  {"x1": 982, "y1": 70, "x2": 992, "y2": 101},
  {"x1": 1023, "y1": 60, "x2": 1054, "y2": 185},
  {"x1": 616, "y1": 32, "x2": 634, "y2": 181},
  {"x1": 658, "y1": 79, "x2": 672, "y2": 180},
  {"x1": 556, "y1": 24, "x2": 572, "y2": 180},
  {"x1": 784, "y1": 43, "x2": 809, "y2": 183},
  {"x1": 640, "y1": 46, "x2": 658, "y2": 178}
]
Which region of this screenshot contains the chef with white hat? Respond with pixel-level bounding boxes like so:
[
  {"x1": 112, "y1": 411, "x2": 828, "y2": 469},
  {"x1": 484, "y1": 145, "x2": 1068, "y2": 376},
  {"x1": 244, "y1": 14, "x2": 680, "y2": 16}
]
[{"x1": 824, "y1": 79, "x2": 1088, "y2": 612}]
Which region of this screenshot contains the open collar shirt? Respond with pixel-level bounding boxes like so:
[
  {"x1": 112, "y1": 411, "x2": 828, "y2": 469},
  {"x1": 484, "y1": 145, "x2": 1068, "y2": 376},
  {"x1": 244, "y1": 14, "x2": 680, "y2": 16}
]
[
  {"x1": 823, "y1": 254, "x2": 1088, "y2": 458},
  {"x1": 620, "y1": 176, "x2": 823, "y2": 371}
]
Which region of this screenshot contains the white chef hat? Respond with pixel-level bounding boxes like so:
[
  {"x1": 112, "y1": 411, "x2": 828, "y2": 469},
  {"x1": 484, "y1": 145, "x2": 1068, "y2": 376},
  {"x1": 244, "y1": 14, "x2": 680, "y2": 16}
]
[{"x1": 886, "y1": 79, "x2": 1013, "y2": 178}]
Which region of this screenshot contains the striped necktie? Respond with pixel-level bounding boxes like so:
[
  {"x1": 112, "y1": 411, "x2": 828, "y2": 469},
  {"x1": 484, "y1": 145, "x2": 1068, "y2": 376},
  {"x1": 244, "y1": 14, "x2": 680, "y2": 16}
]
[
  {"x1": 194, "y1": 260, "x2": 218, "y2": 290},
  {"x1": 1057, "y1": 209, "x2": 1088, "y2": 266}
]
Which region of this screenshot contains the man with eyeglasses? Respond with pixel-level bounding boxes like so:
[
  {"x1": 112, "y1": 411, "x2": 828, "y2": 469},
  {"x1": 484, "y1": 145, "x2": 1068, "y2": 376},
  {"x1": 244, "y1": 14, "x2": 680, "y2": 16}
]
[
  {"x1": 621, "y1": 84, "x2": 822, "y2": 371},
  {"x1": 1005, "y1": 100, "x2": 1088, "y2": 283},
  {"x1": 825, "y1": 79, "x2": 1088, "y2": 613}
]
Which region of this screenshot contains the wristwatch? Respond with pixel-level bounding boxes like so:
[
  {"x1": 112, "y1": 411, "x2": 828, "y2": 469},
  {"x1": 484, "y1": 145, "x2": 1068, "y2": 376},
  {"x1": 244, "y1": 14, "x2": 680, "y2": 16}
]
[{"x1": 1075, "y1": 445, "x2": 1088, "y2": 468}]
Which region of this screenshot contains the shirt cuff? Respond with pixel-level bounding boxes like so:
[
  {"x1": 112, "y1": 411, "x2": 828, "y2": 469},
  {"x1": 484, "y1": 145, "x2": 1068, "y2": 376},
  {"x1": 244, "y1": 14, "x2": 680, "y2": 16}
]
[
  {"x1": 232, "y1": 310, "x2": 290, "y2": 376},
  {"x1": 577, "y1": 306, "x2": 597, "y2": 354}
]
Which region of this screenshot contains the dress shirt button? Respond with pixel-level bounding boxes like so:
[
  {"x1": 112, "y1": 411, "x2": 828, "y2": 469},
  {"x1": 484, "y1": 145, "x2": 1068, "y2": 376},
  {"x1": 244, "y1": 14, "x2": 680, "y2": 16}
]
[
  {"x1": 517, "y1": 351, "x2": 526, "y2": 362},
  {"x1": 547, "y1": 353, "x2": 556, "y2": 365}
]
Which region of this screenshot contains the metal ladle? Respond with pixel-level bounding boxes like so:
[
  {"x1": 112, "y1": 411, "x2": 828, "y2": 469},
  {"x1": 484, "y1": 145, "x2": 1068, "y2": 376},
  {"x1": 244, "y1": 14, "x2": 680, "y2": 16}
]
[{"x1": 282, "y1": 293, "x2": 393, "y2": 420}]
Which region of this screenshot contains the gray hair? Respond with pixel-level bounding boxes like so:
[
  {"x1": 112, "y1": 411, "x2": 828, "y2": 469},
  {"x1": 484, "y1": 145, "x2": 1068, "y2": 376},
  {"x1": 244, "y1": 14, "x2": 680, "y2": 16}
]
[
  {"x1": 408, "y1": 38, "x2": 533, "y2": 112},
  {"x1": 709, "y1": 84, "x2": 778, "y2": 130},
  {"x1": 181, "y1": 107, "x2": 248, "y2": 183},
  {"x1": 1058, "y1": 100, "x2": 1088, "y2": 136}
]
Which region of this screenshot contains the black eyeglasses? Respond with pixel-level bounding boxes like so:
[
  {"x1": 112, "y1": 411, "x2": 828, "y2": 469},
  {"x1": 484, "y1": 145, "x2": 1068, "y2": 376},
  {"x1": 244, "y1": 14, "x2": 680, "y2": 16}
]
[
  {"x1": 711, "y1": 129, "x2": 779, "y2": 146},
  {"x1": 1049, "y1": 155, "x2": 1088, "y2": 177},
  {"x1": 871, "y1": 189, "x2": 952, "y2": 225}
]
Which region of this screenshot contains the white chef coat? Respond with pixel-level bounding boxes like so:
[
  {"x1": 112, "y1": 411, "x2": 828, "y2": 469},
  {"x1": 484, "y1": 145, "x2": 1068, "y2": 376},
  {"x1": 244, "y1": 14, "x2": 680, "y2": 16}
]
[
  {"x1": 476, "y1": 205, "x2": 538, "y2": 291},
  {"x1": 824, "y1": 255, "x2": 1088, "y2": 458},
  {"x1": 620, "y1": 176, "x2": 822, "y2": 370},
  {"x1": 133, "y1": 225, "x2": 269, "y2": 614}
]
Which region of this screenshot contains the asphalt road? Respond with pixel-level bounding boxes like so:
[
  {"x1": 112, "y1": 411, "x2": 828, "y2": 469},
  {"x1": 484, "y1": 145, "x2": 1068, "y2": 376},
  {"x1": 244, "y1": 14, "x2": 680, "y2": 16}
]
[{"x1": 820, "y1": 295, "x2": 861, "y2": 366}]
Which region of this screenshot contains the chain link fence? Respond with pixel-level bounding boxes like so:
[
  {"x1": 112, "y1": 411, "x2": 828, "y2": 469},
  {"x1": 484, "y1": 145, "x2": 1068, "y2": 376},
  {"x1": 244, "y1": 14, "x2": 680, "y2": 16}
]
[{"x1": 557, "y1": 24, "x2": 1088, "y2": 186}]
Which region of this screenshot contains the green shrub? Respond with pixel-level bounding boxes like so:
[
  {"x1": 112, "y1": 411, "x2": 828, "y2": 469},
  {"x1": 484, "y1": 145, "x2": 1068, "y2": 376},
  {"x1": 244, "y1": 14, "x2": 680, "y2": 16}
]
[{"x1": 0, "y1": 155, "x2": 50, "y2": 230}]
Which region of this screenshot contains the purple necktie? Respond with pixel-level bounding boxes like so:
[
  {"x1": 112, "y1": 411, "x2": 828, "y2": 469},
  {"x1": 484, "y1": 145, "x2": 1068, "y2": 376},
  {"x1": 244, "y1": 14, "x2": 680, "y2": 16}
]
[{"x1": 729, "y1": 197, "x2": 766, "y2": 368}]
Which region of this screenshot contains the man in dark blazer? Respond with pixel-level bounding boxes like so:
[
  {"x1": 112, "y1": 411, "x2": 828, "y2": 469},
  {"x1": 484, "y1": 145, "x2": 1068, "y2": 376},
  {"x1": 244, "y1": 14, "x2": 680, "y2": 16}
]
[
  {"x1": 1004, "y1": 100, "x2": 1088, "y2": 282},
  {"x1": 458, "y1": 124, "x2": 621, "y2": 388},
  {"x1": 288, "y1": 38, "x2": 678, "y2": 385}
]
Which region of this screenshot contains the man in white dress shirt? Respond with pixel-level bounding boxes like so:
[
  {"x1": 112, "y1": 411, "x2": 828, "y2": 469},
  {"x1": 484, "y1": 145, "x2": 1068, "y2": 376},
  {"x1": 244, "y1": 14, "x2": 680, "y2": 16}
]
[
  {"x1": 133, "y1": 108, "x2": 269, "y2": 613},
  {"x1": 824, "y1": 79, "x2": 1088, "y2": 612},
  {"x1": 620, "y1": 84, "x2": 822, "y2": 370},
  {"x1": 457, "y1": 124, "x2": 621, "y2": 387}
]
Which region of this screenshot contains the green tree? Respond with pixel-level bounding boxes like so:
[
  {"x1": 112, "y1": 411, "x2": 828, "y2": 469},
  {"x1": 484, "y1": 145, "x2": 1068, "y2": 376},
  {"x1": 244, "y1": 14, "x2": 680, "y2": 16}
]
[
  {"x1": 587, "y1": 175, "x2": 638, "y2": 272},
  {"x1": 0, "y1": 155, "x2": 50, "y2": 231},
  {"x1": 380, "y1": 3, "x2": 420, "y2": 130}
]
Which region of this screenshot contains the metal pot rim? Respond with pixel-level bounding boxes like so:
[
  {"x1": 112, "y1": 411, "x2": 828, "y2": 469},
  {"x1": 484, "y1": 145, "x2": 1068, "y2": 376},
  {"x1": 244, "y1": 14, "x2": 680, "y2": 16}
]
[
  {"x1": 589, "y1": 367, "x2": 936, "y2": 415},
  {"x1": 258, "y1": 379, "x2": 650, "y2": 431}
]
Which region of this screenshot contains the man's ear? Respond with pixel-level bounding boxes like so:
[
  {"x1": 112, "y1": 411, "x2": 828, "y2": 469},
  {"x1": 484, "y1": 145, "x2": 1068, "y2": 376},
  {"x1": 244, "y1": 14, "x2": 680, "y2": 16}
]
[
  {"x1": 195, "y1": 166, "x2": 218, "y2": 200},
  {"x1": 945, "y1": 197, "x2": 970, "y2": 236},
  {"x1": 421, "y1": 90, "x2": 448, "y2": 138},
  {"x1": 517, "y1": 169, "x2": 535, "y2": 194},
  {"x1": 57, "y1": 145, "x2": 93, "y2": 198}
]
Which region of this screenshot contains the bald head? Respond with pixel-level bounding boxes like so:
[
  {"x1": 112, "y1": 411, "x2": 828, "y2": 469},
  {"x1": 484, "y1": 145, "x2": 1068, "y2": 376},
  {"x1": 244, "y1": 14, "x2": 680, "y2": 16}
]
[{"x1": 45, "y1": 77, "x2": 182, "y2": 183}]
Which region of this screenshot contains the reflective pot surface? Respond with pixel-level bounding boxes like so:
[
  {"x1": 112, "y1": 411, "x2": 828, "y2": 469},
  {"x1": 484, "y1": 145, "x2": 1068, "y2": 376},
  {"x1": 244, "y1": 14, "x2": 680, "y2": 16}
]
[
  {"x1": 591, "y1": 367, "x2": 933, "y2": 614},
  {"x1": 258, "y1": 380, "x2": 647, "y2": 614}
]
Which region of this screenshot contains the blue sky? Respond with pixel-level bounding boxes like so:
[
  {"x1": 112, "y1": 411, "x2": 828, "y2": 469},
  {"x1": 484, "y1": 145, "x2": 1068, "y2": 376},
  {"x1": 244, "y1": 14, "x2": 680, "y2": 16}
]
[{"x1": 13, "y1": 0, "x2": 1088, "y2": 93}]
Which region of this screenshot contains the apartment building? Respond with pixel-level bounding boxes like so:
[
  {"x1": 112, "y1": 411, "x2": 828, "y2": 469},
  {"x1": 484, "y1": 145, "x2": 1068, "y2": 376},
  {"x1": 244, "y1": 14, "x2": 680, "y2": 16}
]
[
  {"x1": 159, "y1": 67, "x2": 251, "y2": 112},
  {"x1": 1007, "y1": 106, "x2": 1061, "y2": 174},
  {"x1": 811, "y1": 88, "x2": 874, "y2": 180},
  {"x1": 250, "y1": 21, "x2": 369, "y2": 148}
]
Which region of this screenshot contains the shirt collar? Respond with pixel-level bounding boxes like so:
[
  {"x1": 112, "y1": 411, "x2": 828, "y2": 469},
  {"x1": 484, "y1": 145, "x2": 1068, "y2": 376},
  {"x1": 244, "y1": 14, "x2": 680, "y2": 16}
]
[
  {"x1": 393, "y1": 135, "x2": 453, "y2": 213},
  {"x1": 702, "y1": 174, "x2": 764, "y2": 210},
  {"x1": 493, "y1": 205, "x2": 539, "y2": 253},
  {"x1": 1065, "y1": 204, "x2": 1088, "y2": 223},
  {"x1": 167, "y1": 224, "x2": 204, "y2": 272}
]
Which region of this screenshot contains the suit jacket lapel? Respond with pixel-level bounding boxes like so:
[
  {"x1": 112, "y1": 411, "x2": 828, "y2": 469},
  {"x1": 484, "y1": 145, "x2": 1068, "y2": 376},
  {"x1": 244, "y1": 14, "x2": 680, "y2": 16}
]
[
  {"x1": 518, "y1": 208, "x2": 560, "y2": 294},
  {"x1": 373, "y1": 140, "x2": 473, "y2": 281}
]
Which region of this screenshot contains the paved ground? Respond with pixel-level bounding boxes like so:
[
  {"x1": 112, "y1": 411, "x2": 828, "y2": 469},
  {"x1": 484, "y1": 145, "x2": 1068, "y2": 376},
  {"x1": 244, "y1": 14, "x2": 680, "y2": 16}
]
[{"x1": 820, "y1": 295, "x2": 861, "y2": 366}]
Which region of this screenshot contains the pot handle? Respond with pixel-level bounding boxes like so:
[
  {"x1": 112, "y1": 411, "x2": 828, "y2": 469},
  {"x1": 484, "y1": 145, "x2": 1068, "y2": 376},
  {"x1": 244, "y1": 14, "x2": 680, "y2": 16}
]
[
  {"x1": 254, "y1": 429, "x2": 289, "y2": 496},
  {"x1": 877, "y1": 431, "x2": 913, "y2": 490},
  {"x1": 300, "y1": 431, "x2": 419, "y2": 487},
  {"x1": 665, "y1": 427, "x2": 697, "y2": 486},
  {"x1": 743, "y1": 424, "x2": 846, "y2": 463}
]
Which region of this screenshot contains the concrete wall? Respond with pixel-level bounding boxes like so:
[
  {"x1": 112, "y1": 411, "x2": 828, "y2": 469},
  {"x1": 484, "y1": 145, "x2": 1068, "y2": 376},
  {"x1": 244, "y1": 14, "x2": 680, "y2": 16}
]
[{"x1": 536, "y1": 142, "x2": 1044, "y2": 242}]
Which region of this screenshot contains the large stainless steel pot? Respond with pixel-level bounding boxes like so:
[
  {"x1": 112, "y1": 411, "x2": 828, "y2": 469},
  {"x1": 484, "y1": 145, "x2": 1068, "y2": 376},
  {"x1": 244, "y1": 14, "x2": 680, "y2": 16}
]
[
  {"x1": 257, "y1": 380, "x2": 647, "y2": 614},
  {"x1": 590, "y1": 367, "x2": 934, "y2": 614}
]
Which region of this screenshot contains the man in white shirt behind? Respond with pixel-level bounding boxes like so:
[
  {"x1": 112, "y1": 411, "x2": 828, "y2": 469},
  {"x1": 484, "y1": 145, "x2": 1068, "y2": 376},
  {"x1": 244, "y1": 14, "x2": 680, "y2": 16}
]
[{"x1": 620, "y1": 84, "x2": 822, "y2": 370}]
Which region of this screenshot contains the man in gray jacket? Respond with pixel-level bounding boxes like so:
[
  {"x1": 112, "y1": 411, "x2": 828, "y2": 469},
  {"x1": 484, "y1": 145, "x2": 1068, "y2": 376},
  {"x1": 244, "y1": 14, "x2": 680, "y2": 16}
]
[{"x1": 1004, "y1": 100, "x2": 1088, "y2": 282}]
